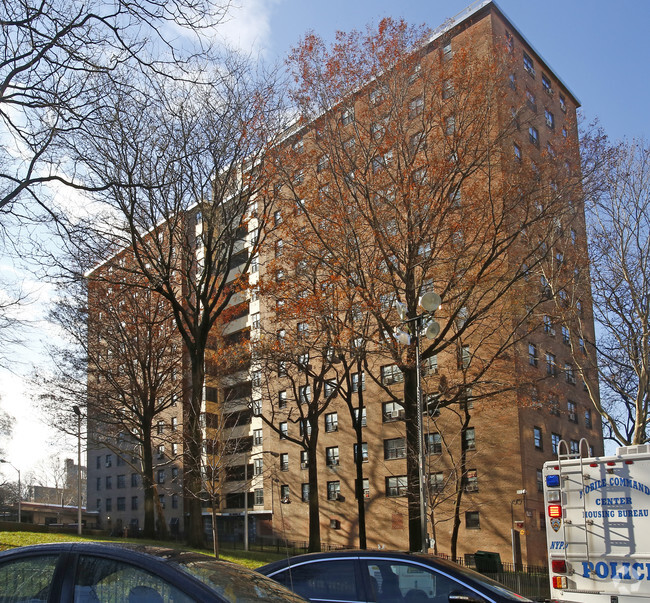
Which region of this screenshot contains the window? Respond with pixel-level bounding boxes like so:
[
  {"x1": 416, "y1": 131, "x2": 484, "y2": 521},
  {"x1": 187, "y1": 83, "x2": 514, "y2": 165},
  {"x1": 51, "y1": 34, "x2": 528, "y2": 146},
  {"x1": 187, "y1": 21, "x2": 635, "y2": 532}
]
[
  {"x1": 423, "y1": 354, "x2": 438, "y2": 375},
  {"x1": 537, "y1": 469, "x2": 544, "y2": 492},
  {"x1": 370, "y1": 86, "x2": 386, "y2": 105},
  {"x1": 442, "y1": 42, "x2": 452, "y2": 60},
  {"x1": 131, "y1": 473, "x2": 139, "y2": 487},
  {"x1": 105, "y1": 454, "x2": 112, "y2": 468},
  {"x1": 326, "y1": 447, "x2": 339, "y2": 467},
  {"x1": 381, "y1": 364, "x2": 403, "y2": 385},
  {"x1": 324, "y1": 379, "x2": 337, "y2": 398},
  {"x1": 386, "y1": 476, "x2": 408, "y2": 497},
  {"x1": 445, "y1": 116, "x2": 455, "y2": 136},
  {"x1": 356, "y1": 478, "x2": 370, "y2": 499},
  {"x1": 131, "y1": 496, "x2": 138, "y2": 511},
  {"x1": 280, "y1": 485, "x2": 290, "y2": 501},
  {"x1": 523, "y1": 52, "x2": 535, "y2": 76},
  {"x1": 254, "y1": 458, "x2": 263, "y2": 475},
  {"x1": 325, "y1": 412, "x2": 338, "y2": 433},
  {"x1": 442, "y1": 79, "x2": 454, "y2": 99},
  {"x1": 341, "y1": 107, "x2": 354, "y2": 126},
  {"x1": 465, "y1": 511, "x2": 480, "y2": 529},
  {"x1": 251, "y1": 370, "x2": 262, "y2": 387},
  {"x1": 544, "y1": 315, "x2": 555, "y2": 336},
  {"x1": 549, "y1": 395, "x2": 560, "y2": 416},
  {"x1": 252, "y1": 399, "x2": 262, "y2": 416},
  {"x1": 301, "y1": 483, "x2": 310, "y2": 502},
  {"x1": 353, "y1": 407, "x2": 367, "y2": 428},
  {"x1": 316, "y1": 154, "x2": 329, "y2": 173},
  {"x1": 371, "y1": 120, "x2": 385, "y2": 141},
  {"x1": 585, "y1": 409, "x2": 592, "y2": 429},
  {"x1": 383, "y1": 401, "x2": 404, "y2": 421},
  {"x1": 171, "y1": 467, "x2": 178, "y2": 481},
  {"x1": 253, "y1": 428, "x2": 263, "y2": 445},
  {"x1": 562, "y1": 325, "x2": 570, "y2": 345},
  {"x1": 546, "y1": 352, "x2": 557, "y2": 376},
  {"x1": 559, "y1": 93, "x2": 567, "y2": 112},
  {"x1": 278, "y1": 361, "x2": 287, "y2": 377},
  {"x1": 384, "y1": 437, "x2": 406, "y2": 460},
  {"x1": 509, "y1": 73, "x2": 516, "y2": 89},
  {"x1": 254, "y1": 489, "x2": 264, "y2": 506},
  {"x1": 534, "y1": 427, "x2": 543, "y2": 450},
  {"x1": 105, "y1": 498, "x2": 112, "y2": 512},
  {"x1": 552, "y1": 433, "x2": 561, "y2": 455},
  {"x1": 117, "y1": 474, "x2": 126, "y2": 488},
  {"x1": 96, "y1": 456, "x2": 101, "y2": 470},
  {"x1": 463, "y1": 469, "x2": 478, "y2": 492},
  {"x1": 429, "y1": 472, "x2": 445, "y2": 493},
  {"x1": 116, "y1": 497, "x2": 125, "y2": 511},
  {"x1": 505, "y1": 30, "x2": 514, "y2": 52},
  {"x1": 300, "y1": 450, "x2": 309, "y2": 469},
  {"x1": 458, "y1": 345, "x2": 471, "y2": 370},
  {"x1": 352, "y1": 371, "x2": 366, "y2": 392},
  {"x1": 409, "y1": 96, "x2": 424, "y2": 118},
  {"x1": 426, "y1": 432, "x2": 442, "y2": 455},
  {"x1": 542, "y1": 73, "x2": 552, "y2": 93},
  {"x1": 565, "y1": 363, "x2": 576, "y2": 385},
  {"x1": 300, "y1": 419, "x2": 312, "y2": 437},
  {"x1": 514, "y1": 143, "x2": 522, "y2": 161},
  {"x1": 327, "y1": 481, "x2": 341, "y2": 500},
  {"x1": 171, "y1": 417, "x2": 178, "y2": 431},
  {"x1": 292, "y1": 139, "x2": 304, "y2": 154},
  {"x1": 156, "y1": 469, "x2": 165, "y2": 484},
  {"x1": 529, "y1": 126, "x2": 539, "y2": 145},
  {"x1": 463, "y1": 428, "x2": 476, "y2": 451},
  {"x1": 567, "y1": 400, "x2": 578, "y2": 423},
  {"x1": 354, "y1": 443, "x2": 368, "y2": 463},
  {"x1": 545, "y1": 109, "x2": 554, "y2": 129},
  {"x1": 570, "y1": 439, "x2": 579, "y2": 455},
  {"x1": 449, "y1": 187, "x2": 461, "y2": 208},
  {"x1": 278, "y1": 390, "x2": 287, "y2": 408},
  {"x1": 273, "y1": 210, "x2": 282, "y2": 225},
  {"x1": 280, "y1": 422, "x2": 288, "y2": 439},
  {"x1": 280, "y1": 453, "x2": 289, "y2": 471},
  {"x1": 251, "y1": 312, "x2": 260, "y2": 330},
  {"x1": 579, "y1": 337, "x2": 586, "y2": 354},
  {"x1": 526, "y1": 89, "x2": 536, "y2": 110},
  {"x1": 293, "y1": 169, "x2": 304, "y2": 185},
  {"x1": 105, "y1": 476, "x2": 112, "y2": 490},
  {"x1": 528, "y1": 343, "x2": 538, "y2": 366},
  {"x1": 299, "y1": 385, "x2": 311, "y2": 404}
]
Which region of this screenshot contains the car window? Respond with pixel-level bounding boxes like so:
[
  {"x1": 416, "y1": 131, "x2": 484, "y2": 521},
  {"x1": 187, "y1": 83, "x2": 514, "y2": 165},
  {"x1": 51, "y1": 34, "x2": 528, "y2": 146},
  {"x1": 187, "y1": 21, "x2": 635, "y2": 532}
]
[
  {"x1": 270, "y1": 559, "x2": 362, "y2": 602},
  {"x1": 74, "y1": 555, "x2": 194, "y2": 603},
  {"x1": 0, "y1": 554, "x2": 58, "y2": 603},
  {"x1": 362, "y1": 560, "x2": 486, "y2": 603}
]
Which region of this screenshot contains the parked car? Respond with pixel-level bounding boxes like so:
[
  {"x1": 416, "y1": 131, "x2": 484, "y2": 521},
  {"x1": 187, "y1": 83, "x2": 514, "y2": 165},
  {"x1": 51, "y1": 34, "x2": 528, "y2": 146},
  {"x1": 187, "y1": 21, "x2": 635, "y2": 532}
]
[
  {"x1": 0, "y1": 542, "x2": 307, "y2": 602},
  {"x1": 258, "y1": 550, "x2": 533, "y2": 603}
]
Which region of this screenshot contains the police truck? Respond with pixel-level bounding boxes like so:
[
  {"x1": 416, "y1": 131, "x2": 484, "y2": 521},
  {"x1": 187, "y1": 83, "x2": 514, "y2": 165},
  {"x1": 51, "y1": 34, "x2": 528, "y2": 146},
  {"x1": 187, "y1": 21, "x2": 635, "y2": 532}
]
[{"x1": 543, "y1": 440, "x2": 650, "y2": 602}]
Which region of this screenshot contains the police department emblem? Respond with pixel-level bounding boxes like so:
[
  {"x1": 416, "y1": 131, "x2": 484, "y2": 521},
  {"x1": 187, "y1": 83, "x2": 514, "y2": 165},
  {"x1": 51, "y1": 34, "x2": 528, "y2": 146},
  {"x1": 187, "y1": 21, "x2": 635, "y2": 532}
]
[{"x1": 550, "y1": 517, "x2": 561, "y2": 532}]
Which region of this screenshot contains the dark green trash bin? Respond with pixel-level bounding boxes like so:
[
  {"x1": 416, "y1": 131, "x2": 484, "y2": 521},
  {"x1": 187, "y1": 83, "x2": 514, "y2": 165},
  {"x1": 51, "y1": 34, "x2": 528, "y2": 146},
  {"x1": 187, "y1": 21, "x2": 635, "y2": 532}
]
[{"x1": 474, "y1": 550, "x2": 503, "y2": 573}]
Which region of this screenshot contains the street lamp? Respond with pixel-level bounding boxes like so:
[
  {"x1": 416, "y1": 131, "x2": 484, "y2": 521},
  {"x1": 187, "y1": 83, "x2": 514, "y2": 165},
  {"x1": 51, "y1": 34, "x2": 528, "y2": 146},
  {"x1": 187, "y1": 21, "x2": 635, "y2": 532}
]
[
  {"x1": 73, "y1": 405, "x2": 83, "y2": 535},
  {"x1": 0, "y1": 459, "x2": 20, "y2": 523},
  {"x1": 395, "y1": 291, "x2": 441, "y2": 553}
]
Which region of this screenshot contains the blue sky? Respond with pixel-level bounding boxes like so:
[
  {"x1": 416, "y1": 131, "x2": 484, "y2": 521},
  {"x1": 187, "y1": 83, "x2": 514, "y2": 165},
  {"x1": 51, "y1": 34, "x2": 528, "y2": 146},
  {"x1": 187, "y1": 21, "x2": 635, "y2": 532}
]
[{"x1": 239, "y1": 0, "x2": 649, "y2": 142}]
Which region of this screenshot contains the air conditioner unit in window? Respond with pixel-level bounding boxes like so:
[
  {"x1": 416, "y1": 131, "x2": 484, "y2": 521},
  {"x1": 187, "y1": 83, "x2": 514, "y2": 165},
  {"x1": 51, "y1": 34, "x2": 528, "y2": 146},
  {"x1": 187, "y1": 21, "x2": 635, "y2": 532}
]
[
  {"x1": 330, "y1": 519, "x2": 341, "y2": 529},
  {"x1": 300, "y1": 461, "x2": 309, "y2": 469},
  {"x1": 281, "y1": 496, "x2": 291, "y2": 504}
]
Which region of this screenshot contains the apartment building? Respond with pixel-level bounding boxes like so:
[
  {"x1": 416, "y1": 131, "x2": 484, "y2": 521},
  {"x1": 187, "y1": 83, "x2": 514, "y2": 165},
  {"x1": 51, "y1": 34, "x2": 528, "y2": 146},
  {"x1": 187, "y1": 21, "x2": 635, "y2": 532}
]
[{"x1": 85, "y1": 0, "x2": 602, "y2": 565}]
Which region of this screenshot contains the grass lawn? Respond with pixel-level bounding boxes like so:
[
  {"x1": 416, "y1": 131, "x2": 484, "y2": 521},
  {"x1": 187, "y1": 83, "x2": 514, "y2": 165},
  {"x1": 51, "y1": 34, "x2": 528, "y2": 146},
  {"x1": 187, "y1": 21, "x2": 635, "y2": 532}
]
[{"x1": 0, "y1": 531, "x2": 287, "y2": 569}]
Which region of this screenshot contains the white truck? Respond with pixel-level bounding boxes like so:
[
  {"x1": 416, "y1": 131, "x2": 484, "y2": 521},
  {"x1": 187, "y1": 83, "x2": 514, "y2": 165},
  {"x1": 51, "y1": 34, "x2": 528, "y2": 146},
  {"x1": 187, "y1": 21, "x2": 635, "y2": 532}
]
[{"x1": 543, "y1": 440, "x2": 650, "y2": 602}]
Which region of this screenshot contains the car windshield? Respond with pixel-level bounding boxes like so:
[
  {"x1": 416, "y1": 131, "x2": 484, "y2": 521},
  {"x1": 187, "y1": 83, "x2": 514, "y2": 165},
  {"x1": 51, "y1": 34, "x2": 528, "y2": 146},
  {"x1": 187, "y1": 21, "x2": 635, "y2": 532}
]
[{"x1": 172, "y1": 557, "x2": 307, "y2": 602}]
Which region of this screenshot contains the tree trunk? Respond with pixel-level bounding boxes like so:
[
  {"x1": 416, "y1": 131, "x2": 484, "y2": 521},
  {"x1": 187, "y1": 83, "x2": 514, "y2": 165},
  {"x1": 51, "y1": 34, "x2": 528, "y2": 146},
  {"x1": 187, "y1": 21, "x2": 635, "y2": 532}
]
[
  {"x1": 185, "y1": 355, "x2": 206, "y2": 547},
  {"x1": 307, "y1": 437, "x2": 321, "y2": 552},
  {"x1": 450, "y1": 413, "x2": 471, "y2": 560},
  {"x1": 152, "y1": 483, "x2": 169, "y2": 539},
  {"x1": 211, "y1": 503, "x2": 219, "y2": 558},
  {"x1": 354, "y1": 370, "x2": 367, "y2": 549},
  {"x1": 141, "y1": 429, "x2": 156, "y2": 538}
]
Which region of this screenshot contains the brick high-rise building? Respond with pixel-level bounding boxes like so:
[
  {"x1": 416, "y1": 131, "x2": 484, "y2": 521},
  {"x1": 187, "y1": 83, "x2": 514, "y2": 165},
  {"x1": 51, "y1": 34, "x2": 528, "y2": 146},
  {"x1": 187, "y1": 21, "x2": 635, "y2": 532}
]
[{"x1": 86, "y1": 0, "x2": 602, "y2": 565}]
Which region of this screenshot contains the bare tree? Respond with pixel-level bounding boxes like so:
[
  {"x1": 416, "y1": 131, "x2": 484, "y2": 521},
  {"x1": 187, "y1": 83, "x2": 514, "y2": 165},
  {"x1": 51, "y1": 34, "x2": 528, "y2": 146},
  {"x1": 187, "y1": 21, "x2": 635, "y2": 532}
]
[
  {"x1": 566, "y1": 134, "x2": 650, "y2": 445},
  {"x1": 61, "y1": 57, "x2": 287, "y2": 545}
]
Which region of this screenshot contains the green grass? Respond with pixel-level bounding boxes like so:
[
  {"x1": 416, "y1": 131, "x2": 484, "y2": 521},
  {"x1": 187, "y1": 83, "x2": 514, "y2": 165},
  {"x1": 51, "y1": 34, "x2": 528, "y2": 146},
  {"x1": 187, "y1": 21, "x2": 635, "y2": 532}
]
[{"x1": 0, "y1": 531, "x2": 288, "y2": 569}]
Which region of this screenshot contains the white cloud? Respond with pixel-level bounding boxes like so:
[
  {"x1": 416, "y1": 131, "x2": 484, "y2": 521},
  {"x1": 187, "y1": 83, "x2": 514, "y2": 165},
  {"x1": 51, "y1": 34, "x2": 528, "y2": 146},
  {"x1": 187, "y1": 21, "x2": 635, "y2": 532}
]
[{"x1": 213, "y1": 0, "x2": 282, "y2": 55}]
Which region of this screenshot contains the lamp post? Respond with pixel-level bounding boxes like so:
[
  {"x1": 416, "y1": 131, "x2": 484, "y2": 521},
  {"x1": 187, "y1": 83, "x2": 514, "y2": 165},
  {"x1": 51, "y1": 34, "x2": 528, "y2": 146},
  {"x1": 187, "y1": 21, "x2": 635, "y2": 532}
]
[
  {"x1": 395, "y1": 291, "x2": 441, "y2": 553},
  {"x1": 0, "y1": 459, "x2": 20, "y2": 523},
  {"x1": 73, "y1": 405, "x2": 83, "y2": 535}
]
